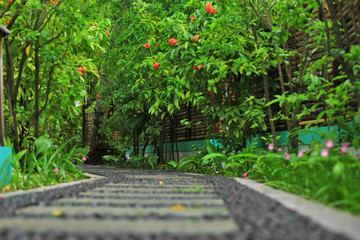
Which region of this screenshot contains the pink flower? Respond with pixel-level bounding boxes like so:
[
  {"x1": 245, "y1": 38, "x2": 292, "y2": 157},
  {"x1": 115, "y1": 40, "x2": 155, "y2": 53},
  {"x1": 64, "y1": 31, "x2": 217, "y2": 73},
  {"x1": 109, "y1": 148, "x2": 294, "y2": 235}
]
[
  {"x1": 268, "y1": 142, "x2": 274, "y2": 151},
  {"x1": 216, "y1": 171, "x2": 218, "y2": 174},
  {"x1": 236, "y1": 166, "x2": 239, "y2": 169},
  {"x1": 54, "y1": 168, "x2": 59, "y2": 175},
  {"x1": 198, "y1": 151, "x2": 201, "y2": 154},
  {"x1": 82, "y1": 156, "x2": 87, "y2": 161},
  {"x1": 59, "y1": 153, "x2": 61, "y2": 157},
  {"x1": 340, "y1": 143, "x2": 349, "y2": 155},
  {"x1": 358, "y1": 154, "x2": 360, "y2": 159},
  {"x1": 325, "y1": 140, "x2": 334, "y2": 148},
  {"x1": 285, "y1": 153, "x2": 290, "y2": 160},
  {"x1": 297, "y1": 150, "x2": 305, "y2": 158},
  {"x1": 243, "y1": 173, "x2": 247, "y2": 178},
  {"x1": 278, "y1": 148, "x2": 282, "y2": 153},
  {"x1": 321, "y1": 148, "x2": 329, "y2": 157},
  {"x1": 180, "y1": 153, "x2": 183, "y2": 156}
]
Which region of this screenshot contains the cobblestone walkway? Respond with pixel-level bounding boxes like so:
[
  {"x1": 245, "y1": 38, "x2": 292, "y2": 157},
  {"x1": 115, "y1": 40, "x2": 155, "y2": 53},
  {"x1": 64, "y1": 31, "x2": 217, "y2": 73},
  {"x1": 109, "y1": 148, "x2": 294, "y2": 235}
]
[{"x1": 0, "y1": 165, "x2": 352, "y2": 239}]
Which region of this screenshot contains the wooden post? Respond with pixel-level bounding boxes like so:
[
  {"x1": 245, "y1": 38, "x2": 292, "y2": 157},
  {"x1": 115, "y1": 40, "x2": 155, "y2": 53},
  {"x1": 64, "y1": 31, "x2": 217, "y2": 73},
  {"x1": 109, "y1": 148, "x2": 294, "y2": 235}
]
[{"x1": 0, "y1": 25, "x2": 11, "y2": 146}]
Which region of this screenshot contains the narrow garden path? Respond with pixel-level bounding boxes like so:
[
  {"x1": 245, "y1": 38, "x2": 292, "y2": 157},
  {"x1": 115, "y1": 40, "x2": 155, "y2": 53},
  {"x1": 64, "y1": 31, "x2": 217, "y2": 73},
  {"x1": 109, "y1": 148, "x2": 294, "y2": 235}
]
[{"x1": 0, "y1": 165, "x2": 353, "y2": 239}]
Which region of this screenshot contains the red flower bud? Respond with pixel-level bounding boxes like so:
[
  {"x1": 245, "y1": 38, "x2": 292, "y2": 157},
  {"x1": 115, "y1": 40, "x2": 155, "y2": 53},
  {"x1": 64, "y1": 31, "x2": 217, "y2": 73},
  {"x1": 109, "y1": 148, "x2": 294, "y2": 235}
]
[
  {"x1": 77, "y1": 67, "x2": 85, "y2": 74},
  {"x1": 190, "y1": 16, "x2": 195, "y2": 21},
  {"x1": 144, "y1": 43, "x2": 150, "y2": 48},
  {"x1": 7, "y1": 0, "x2": 11, "y2": 3},
  {"x1": 200, "y1": 64, "x2": 203, "y2": 70},
  {"x1": 156, "y1": 43, "x2": 160, "y2": 46},
  {"x1": 106, "y1": 30, "x2": 110, "y2": 36},
  {"x1": 194, "y1": 65, "x2": 199, "y2": 70},
  {"x1": 193, "y1": 35, "x2": 199, "y2": 41},
  {"x1": 6, "y1": 19, "x2": 10, "y2": 25},
  {"x1": 96, "y1": 94, "x2": 101, "y2": 98},
  {"x1": 153, "y1": 62, "x2": 160, "y2": 69},
  {"x1": 68, "y1": 127, "x2": 70, "y2": 129}
]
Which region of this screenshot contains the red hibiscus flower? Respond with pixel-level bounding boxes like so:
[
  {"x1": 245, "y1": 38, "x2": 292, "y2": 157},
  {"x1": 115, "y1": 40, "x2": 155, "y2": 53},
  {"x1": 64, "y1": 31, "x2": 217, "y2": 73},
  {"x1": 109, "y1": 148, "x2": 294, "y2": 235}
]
[
  {"x1": 77, "y1": 67, "x2": 85, "y2": 74},
  {"x1": 210, "y1": 8, "x2": 216, "y2": 15},
  {"x1": 168, "y1": 38, "x2": 178, "y2": 46},
  {"x1": 193, "y1": 35, "x2": 199, "y2": 41},
  {"x1": 190, "y1": 16, "x2": 195, "y2": 21},
  {"x1": 144, "y1": 43, "x2": 150, "y2": 48},
  {"x1": 194, "y1": 65, "x2": 199, "y2": 70},
  {"x1": 153, "y1": 62, "x2": 160, "y2": 69}
]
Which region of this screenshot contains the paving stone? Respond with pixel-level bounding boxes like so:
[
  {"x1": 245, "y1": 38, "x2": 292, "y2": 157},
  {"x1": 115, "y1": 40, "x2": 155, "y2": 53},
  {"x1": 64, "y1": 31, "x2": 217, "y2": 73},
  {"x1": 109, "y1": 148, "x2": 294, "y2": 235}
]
[
  {"x1": 104, "y1": 183, "x2": 215, "y2": 189},
  {"x1": 16, "y1": 206, "x2": 231, "y2": 218},
  {"x1": 125, "y1": 175, "x2": 199, "y2": 179},
  {"x1": 0, "y1": 218, "x2": 238, "y2": 234},
  {"x1": 91, "y1": 187, "x2": 216, "y2": 194},
  {"x1": 58, "y1": 197, "x2": 225, "y2": 207},
  {"x1": 78, "y1": 191, "x2": 219, "y2": 199}
]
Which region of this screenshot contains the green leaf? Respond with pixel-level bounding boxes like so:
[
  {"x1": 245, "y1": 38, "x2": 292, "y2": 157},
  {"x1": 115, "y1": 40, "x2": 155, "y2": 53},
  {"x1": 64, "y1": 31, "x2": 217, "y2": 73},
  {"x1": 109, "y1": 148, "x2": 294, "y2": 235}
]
[{"x1": 202, "y1": 153, "x2": 227, "y2": 162}]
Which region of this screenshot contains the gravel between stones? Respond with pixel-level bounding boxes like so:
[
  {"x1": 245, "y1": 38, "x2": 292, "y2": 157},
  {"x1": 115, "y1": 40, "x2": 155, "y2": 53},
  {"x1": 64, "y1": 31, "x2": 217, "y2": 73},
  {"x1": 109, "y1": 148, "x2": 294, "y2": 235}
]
[{"x1": 0, "y1": 165, "x2": 353, "y2": 240}]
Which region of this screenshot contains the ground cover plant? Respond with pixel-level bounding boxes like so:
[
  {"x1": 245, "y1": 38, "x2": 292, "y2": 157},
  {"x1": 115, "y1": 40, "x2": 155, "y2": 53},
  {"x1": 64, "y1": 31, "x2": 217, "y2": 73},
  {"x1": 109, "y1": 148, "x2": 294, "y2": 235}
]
[{"x1": 1, "y1": 137, "x2": 89, "y2": 191}]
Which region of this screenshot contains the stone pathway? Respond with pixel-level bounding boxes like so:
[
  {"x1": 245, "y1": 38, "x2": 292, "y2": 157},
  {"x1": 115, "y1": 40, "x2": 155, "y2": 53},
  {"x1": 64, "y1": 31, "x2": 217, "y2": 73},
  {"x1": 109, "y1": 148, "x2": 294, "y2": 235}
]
[{"x1": 0, "y1": 165, "x2": 355, "y2": 239}]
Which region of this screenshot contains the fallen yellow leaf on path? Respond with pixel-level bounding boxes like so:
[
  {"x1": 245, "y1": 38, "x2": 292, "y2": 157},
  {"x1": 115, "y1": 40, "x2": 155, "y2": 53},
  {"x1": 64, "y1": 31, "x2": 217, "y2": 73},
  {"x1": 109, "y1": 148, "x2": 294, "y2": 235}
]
[
  {"x1": 170, "y1": 205, "x2": 187, "y2": 211},
  {"x1": 52, "y1": 210, "x2": 62, "y2": 217}
]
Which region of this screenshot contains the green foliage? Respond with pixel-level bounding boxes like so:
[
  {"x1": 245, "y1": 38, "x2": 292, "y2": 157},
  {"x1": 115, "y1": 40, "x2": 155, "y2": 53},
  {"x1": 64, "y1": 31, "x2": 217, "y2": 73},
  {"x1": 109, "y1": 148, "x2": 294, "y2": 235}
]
[
  {"x1": 169, "y1": 134, "x2": 360, "y2": 215},
  {"x1": 5, "y1": 136, "x2": 87, "y2": 191}
]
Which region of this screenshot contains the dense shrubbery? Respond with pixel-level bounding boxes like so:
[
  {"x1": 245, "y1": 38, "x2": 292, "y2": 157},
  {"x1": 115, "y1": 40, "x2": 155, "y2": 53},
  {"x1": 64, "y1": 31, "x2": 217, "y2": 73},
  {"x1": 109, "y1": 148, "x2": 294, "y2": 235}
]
[{"x1": 93, "y1": 0, "x2": 360, "y2": 214}]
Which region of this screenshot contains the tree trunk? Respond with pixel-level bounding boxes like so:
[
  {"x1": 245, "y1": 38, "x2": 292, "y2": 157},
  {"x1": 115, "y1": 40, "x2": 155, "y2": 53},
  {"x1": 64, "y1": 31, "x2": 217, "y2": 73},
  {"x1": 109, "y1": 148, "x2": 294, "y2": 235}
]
[
  {"x1": 251, "y1": 25, "x2": 277, "y2": 144},
  {"x1": 158, "y1": 119, "x2": 165, "y2": 164},
  {"x1": 325, "y1": 0, "x2": 360, "y2": 107},
  {"x1": 34, "y1": 38, "x2": 40, "y2": 138}
]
